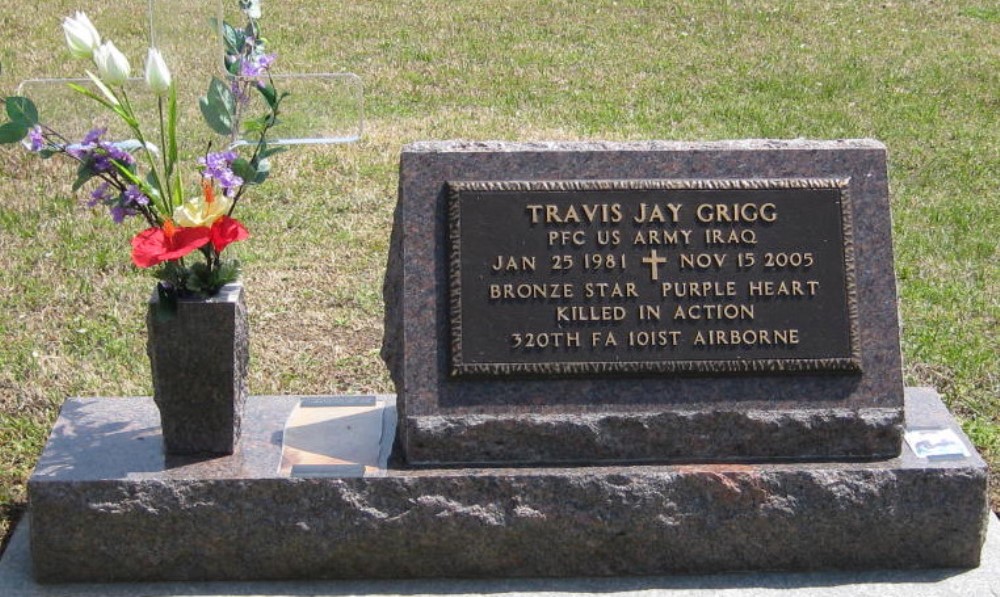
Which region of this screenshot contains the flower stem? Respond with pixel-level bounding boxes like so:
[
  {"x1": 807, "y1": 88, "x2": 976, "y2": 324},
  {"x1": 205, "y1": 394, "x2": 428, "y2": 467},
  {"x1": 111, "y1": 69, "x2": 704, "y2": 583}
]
[
  {"x1": 157, "y1": 96, "x2": 174, "y2": 209},
  {"x1": 119, "y1": 88, "x2": 169, "y2": 216}
]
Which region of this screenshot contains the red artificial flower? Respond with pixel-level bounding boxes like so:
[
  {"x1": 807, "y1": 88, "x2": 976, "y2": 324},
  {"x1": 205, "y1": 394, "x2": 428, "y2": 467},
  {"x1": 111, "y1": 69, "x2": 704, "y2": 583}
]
[
  {"x1": 209, "y1": 216, "x2": 250, "y2": 253},
  {"x1": 131, "y1": 220, "x2": 211, "y2": 268}
]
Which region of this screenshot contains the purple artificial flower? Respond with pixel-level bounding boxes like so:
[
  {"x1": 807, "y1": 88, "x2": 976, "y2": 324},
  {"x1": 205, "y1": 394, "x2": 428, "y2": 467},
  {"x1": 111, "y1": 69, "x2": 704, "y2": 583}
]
[
  {"x1": 82, "y1": 127, "x2": 105, "y2": 145},
  {"x1": 123, "y1": 185, "x2": 149, "y2": 206},
  {"x1": 24, "y1": 126, "x2": 46, "y2": 152},
  {"x1": 91, "y1": 152, "x2": 112, "y2": 173},
  {"x1": 200, "y1": 150, "x2": 238, "y2": 172},
  {"x1": 109, "y1": 205, "x2": 136, "y2": 224},
  {"x1": 67, "y1": 128, "x2": 110, "y2": 162},
  {"x1": 87, "y1": 182, "x2": 113, "y2": 207},
  {"x1": 216, "y1": 170, "x2": 244, "y2": 197},
  {"x1": 86, "y1": 142, "x2": 136, "y2": 174},
  {"x1": 198, "y1": 151, "x2": 243, "y2": 197},
  {"x1": 86, "y1": 182, "x2": 143, "y2": 224},
  {"x1": 239, "y1": 52, "x2": 276, "y2": 79},
  {"x1": 110, "y1": 186, "x2": 145, "y2": 224},
  {"x1": 231, "y1": 79, "x2": 250, "y2": 106},
  {"x1": 105, "y1": 143, "x2": 135, "y2": 166}
]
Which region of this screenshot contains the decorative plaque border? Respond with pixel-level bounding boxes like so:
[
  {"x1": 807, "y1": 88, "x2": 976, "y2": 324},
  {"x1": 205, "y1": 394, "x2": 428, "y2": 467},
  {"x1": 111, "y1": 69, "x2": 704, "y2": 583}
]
[{"x1": 447, "y1": 178, "x2": 861, "y2": 377}]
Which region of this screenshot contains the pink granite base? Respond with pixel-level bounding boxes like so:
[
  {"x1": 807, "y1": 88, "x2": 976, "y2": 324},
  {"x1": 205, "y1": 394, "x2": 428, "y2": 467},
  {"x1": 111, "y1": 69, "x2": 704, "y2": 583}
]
[{"x1": 28, "y1": 388, "x2": 989, "y2": 583}]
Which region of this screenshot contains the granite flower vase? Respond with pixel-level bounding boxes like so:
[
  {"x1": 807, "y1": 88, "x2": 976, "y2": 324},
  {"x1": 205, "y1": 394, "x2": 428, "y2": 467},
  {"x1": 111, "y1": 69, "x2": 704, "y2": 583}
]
[{"x1": 146, "y1": 282, "x2": 249, "y2": 455}]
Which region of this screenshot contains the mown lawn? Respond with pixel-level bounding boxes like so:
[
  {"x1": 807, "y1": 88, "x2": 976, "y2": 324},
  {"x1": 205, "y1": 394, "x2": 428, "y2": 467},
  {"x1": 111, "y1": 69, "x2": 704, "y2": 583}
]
[{"x1": 0, "y1": 0, "x2": 997, "y2": 553}]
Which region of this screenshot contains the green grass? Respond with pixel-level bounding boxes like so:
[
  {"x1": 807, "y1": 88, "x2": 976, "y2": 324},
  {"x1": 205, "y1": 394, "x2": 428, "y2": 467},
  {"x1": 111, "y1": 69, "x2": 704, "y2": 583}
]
[{"x1": 0, "y1": 0, "x2": 998, "y2": 553}]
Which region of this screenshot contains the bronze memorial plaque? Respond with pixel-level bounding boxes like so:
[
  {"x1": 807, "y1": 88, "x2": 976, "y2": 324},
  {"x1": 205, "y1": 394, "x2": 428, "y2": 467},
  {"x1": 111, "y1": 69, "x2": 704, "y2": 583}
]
[{"x1": 448, "y1": 179, "x2": 860, "y2": 377}]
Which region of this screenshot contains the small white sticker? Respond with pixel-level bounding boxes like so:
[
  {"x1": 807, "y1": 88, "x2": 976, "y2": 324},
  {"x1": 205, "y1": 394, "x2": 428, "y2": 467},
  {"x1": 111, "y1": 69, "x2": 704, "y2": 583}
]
[{"x1": 905, "y1": 428, "x2": 971, "y2": 459}]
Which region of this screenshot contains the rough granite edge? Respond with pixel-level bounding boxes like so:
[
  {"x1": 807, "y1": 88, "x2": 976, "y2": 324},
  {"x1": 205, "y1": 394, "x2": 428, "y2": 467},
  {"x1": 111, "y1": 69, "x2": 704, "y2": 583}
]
[
  {"x1": 402, "y1": 406, "x2": 904, "y2": 466},
  {"x1": 402, "y1": 139, "x2": 887, "y2": 154}
]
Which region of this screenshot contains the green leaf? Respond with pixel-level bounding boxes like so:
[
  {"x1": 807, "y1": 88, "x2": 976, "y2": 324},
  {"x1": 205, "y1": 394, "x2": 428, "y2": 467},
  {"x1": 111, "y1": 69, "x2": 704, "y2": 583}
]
[
  {"x1": 69, "y1": 79, "x2": 136, "y2": 129},
  {"x1": 5, "y1": 97, "x2": 38, "y2": 127},
  {"x1": 230, "y1": 157, "x2": 256, "y2": 183},
  {"x1": 242, "y1": 116, "x2": 267, "y2": 134},
  {"x1": 167, "y1": 85, "x2": 179, "y2": 167},
  {"x1": 0, "y1": 121, "x2": 27, "y2": 144},
  {"x1": 67, "y1": 82, "x2": 108, "y2": 107},
  {"x1": 83, "y1": 71, "x2": 121, "y2": 110},
  {"x1": 260, "y1": 145, "x2": 287, "y2": 159},
  {"x1": 199, "y1": 96, "x2": 231, "y2": 136},
  {"x1": 256, "y1": 83, "x2": 278, "y2": 109},
  {"x1": 252, "y1": 157, "x2": 271, "y2": 184},
  {"x1": 152, "y1": 278, "x2": 181, "y2": 319},
  {"x1": 171, "y1": 170, "x2": 184, "y2": 207},
  {"x1": 200, "y1": 77, "x2": 235, "y2": 136},
  {"x1": 72, "y1": 162, "x2": 96, "y2": 192},
  {"x1": 243, "y1": 121, "x2": 263, "y2": 135},
  {"x1": 184, "y1": 258, "x2": 240, "y2": 298},
  {"x1": 145, "y1": 170, "x2": 164, "y2": 204},
  {"x1": 114, "y1": 139, "x2": 146, "y2": 153},
  {"x1": 111, "y1": 160, "x2": 143, "y2": 186},
  {"x1": 221, "y1": 21, "x2": 244, "y2": 56}
]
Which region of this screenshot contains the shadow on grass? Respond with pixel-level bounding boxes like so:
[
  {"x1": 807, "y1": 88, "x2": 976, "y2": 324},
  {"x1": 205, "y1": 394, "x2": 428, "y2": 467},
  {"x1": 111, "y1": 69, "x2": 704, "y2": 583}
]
[{"x1": 0, "y1": 502, "x2": 25, "y2": 561}]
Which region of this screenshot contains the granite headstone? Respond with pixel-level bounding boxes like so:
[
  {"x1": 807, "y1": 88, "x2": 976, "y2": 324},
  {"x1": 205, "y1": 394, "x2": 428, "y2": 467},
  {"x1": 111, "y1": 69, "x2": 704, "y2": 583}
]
[{"x1": 383, "y1": 140, "x2": 904, "y2": 466}]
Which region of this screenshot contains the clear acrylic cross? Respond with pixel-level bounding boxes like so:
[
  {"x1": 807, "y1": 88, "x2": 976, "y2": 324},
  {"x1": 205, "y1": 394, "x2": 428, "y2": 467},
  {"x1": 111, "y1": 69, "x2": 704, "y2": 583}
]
[{"x1": 17, "y1": 0, "x2": 363, "y2": 155}]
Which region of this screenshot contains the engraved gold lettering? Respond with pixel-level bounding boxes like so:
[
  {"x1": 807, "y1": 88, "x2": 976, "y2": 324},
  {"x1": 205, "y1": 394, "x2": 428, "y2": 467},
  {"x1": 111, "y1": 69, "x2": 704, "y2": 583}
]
[
  {"x1": 511, "y1": 331, "x2": 582, "y2": 349},
  {"x1": 632, "y1": 229, "x2": 692, "y2": 246},
  {"x1": 637, "y1": 304, "x2": 661, "y2": 321},
  {"x1": 673, "y1": 304, "x2": 755, "y2": 321},
  {"x1": 628, "y1": 330, "x2": 682, "y2": 347},
  {"x1": 525, "y1": 204, "x2": 544, "y2": 224},
  {"x1": 578, "y1": 203, "x2": 623, "y2": 224},
  {"x1": 491, "y1": 255, "x2": 536, "y2": 272},
  {"x1": 692, "y1": 328, "x2": 799, "y2": 346},
  {"x1": 596, "y1": 230, "x2": 621, "y2": 246},
  {"x1": 703, "y1": 228, "x2": 757, "y2": 246},
  {"x1": 635, "y1": 203, "x2": 660, "y2": 223},
  {"x1": 527, "y1": 203, "x2": 624, "y2": 224},
  {"x1": 546, "y1": 204, "x2": 561, "y2": 222},
  {"x1": 488, "y1": 283, "x2": 574, "y2": 300},
  {"x1": 678, "y1": 253, "x2": 727, "y2": 270},
  {"x1": 747, "y1": 280, "x2": 821, "y2": 297},
  {"x1": 695, "y1": 202, "x2": 777, "y2": 223},
  {"x1": 633, "y1": 202, "x2": 682, "y2": 224},
  {"x1": 583, "y1": 253, "x2": 627, "y2": 270},
  {"x1": 556, "y1": 306, "x2": 627, "y2": 322},
  {"x1": 547, "y1": 230, "x2": 587, "y2": 246},
  {"x1": 583, "y1": 282, "x2": 638, "y2": 299},
  {"x1": 589, "y1": 331, "x2": 619, "y2": 347},
  {"x1": 564, "y1": 205, "x2": 582, "y2": 223},
  {"x1": 660, "y1": 281, "x2": 737, "y2": 299}
]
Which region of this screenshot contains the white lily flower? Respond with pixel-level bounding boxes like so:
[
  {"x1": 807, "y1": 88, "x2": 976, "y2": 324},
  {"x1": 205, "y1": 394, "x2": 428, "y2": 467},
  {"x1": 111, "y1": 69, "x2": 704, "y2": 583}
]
[
  {"x1": 242, "y1": 0, "x2": 262, "y2": 19},
  {"x1": 94, "y1": 41, "x2": 131, "y2": 86},
  {"x1": 63, "y1": 12, "x2": 101, "y2": 59},
  {"x1": 144, "y1": 48, "x2": 172, "y2": 96}
]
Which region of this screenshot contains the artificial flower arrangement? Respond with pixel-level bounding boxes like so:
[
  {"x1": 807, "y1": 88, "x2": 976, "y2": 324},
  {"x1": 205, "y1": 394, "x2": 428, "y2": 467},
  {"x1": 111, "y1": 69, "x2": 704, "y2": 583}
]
[{"x1": 0, "y1": 1, "x2": 283, "y2": 302}]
